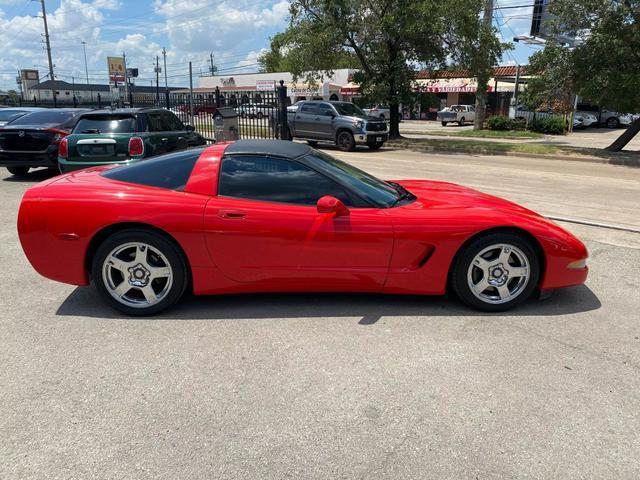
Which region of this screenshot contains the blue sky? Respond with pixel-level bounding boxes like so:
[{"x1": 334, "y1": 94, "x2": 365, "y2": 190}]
[{"x1": 0, "y1": 0, "x2": 541, "y2": 91}]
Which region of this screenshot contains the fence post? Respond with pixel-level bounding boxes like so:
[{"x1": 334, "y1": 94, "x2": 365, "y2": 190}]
[
  {"x1": 189, "y1": 61, "x2": 194, "y2": 126},
  {"x1": 278, "y1": 80, "x2": 289, "y2": 140},
  {"x1": 165, "y1": 90, "x2": 170, "y2": 110},
  {"x1": 73, "y1": 95, "x2": 77, "y2": 108},
  {"x1": 33, "y1": 96, "x2": 37, "y2": 106},
  {"x1": 215, "y1": 86, "x2": 221, "y2": 108},
  {"x1": 97, "y1": 93, "x2": 102, "y2": 109}
]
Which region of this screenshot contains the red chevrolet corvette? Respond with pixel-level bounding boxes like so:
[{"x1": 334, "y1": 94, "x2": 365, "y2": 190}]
[{"x1": 18, "y1": 140, "x2": 588, "y2": 315}]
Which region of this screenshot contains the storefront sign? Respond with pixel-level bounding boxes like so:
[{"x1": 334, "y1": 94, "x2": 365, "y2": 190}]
[{"x1": 256, "y1": 80, "x2": 276, "y2": 91}]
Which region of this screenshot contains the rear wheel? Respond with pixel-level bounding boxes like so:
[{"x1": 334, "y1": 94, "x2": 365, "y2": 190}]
[
  {"x1": 441, "y1": 121, "x2": 448, "y2": 127},
  {"x1": 451, "y1": 232, "x2": 540, "y2": 312},
  {"x1": 7, "y1": 167, "x2": 29, "y2": 176},
  {"x1": 336, "y1": 131, "x2": 356, "y2": 151},
  {"x1": 458, "y1": 117, "x2": 466, "y2": 126},
  {"x1": 92, "y1": 229, "x2": 188, "y2": 316},
  {"x1": 606, "y1": 117, "x2": 620, "y2": 128}
]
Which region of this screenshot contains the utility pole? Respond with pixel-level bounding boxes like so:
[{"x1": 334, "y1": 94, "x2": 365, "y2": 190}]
[
  {"x1": 81, "y1": 41, "x2": 93, "y2": 101},
  {"x1": 122, "y1": 51, "x2": 129, "y2": 105},
  {"x1": 155, "y1": 56, "x2": 160, "y2": 102},
  {"x1": 473, "y1": 0, "x2": 494, "y2": 130},
  {"x1": 162, "y1": 47, "x2": 168, "y2": 92},
  {"x1": 39, "y1": 0, "x2": 56, "y2": 106},
  {"x1": 209, "y1": 52, "x2": 217, "y2": 76}
]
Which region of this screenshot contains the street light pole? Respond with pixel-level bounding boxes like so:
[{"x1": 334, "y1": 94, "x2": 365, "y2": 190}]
[
  {"x1": 81, "y1": 41, "x2": 93, "y2": 101},
  {"x1": 39, "y1": 0, "x2": 56, "y2": 106},
  {"x1": 162, "y1": 47, "x2": 168, "y2": 92}
]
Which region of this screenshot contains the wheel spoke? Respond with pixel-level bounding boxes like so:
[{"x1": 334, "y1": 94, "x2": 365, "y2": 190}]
[
  {"x1": 472, "y1": 278, "x2": 490, "y2": 295},
  {"x1": 106, "y1": 256, "x2": 130, "y2": 274},
  {"x1": 498, "y1": 247, "x2": 511, "y2": 265},
  {"x1": 509, "y1": 267, "x2": 528, "y2": 278},
  {"x1": 140, "y1": 285, "x2": 157, "y2": 304},
  {"x1": 114, "y1": 282, "x2": 131, "y2": 298},
  {"x1": 149, "y1": 266, "x2": 171, "y2": 280},
  {"x1": 134, "y1": 244, "x2": 147, "y2": 265},
  {"x1": 473, "y1": 257, "x2": 490, "y2": 271},
  {"x1": 497, "y1": 285, "x2": 510, "y2": 300}
]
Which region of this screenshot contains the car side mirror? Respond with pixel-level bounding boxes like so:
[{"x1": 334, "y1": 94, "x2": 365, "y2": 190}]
[
  {"x1": 317, "y1": 195, "x2": 349, "y2": 216},
  {"x1": 185, "y1": 124, "x2": 195, "y2": 132}
]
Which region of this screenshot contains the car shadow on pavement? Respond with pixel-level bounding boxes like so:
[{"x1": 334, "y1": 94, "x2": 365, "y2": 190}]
[
  {"x1": 56, "y1": 284, "x2": 600, "y2": 322},
  {"x1": 1, "y1": 168, "x2": 59, "y2": 183}
]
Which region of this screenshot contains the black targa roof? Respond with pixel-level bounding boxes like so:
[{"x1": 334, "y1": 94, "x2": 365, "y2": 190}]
[{"x1": 224, "y1": 140, "x2": 312, "y2": 159}]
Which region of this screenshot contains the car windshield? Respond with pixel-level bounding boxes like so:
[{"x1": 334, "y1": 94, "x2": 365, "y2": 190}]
[
  {"x1": 332, "y1": 102, "x2": 365, "y2": 117},
  {"x1": 304, "y1": 149, "x2": 401, "y2": 207},
  {"x1": 0, "y1": 110, "x2": 29, "y2": 122},
  {"x1": 74, "y1": 115, "x2": 137, "y2": 134},
  {"x1": 9, "y1": 110, "x2": 77, "y2": 125}
]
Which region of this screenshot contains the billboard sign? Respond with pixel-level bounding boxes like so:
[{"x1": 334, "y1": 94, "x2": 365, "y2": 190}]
[
  {"x1": 530, "y1": 0, "x2": 576, "y2": 44},
  {"x1": 107, "y1": 56, "x2": 125, "y2": 82}
]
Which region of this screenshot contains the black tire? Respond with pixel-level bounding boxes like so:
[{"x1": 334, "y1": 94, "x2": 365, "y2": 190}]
[
  {"x1": 336, "y1": 130, "x2": 356, "y2": 151},
  {"x1": 307, "y1": 140, "x2": 319, "y2": 147},
  {"x1": 7, "y1": 167, "x2": 29, "y2": 176},
  {"x1": 458, "y1": 117, "x2": 466, "y2": 126},
  {"x1": 606, "y1": 117, "x2": 620, "y2": 129},
  {"x1": 368, "y1": 142, "x2": 384, "y2": 150},
  {"x1": 92, "y1": 229, "x2": 189, "y2": 316},
  {"x1": 441, "y1": 121, "x2": 448, "y2": 127},
  {"x1": 379, "y1": 114, "x2": 386, "y2": 120},
  {"x1": 450, "y1": 232, "x2": 540, "y2": 312}
]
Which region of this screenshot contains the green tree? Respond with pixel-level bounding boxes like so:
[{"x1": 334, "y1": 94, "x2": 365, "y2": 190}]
[
  {"x1": 447, "y1": 0, "x2": 510, "y2": 129},
  {"x1": 274, "y1": 0, "x2": 451, "y2": 138},
  {"x1": 527, "y1": 0, "x2": 640, "y2": 151}
]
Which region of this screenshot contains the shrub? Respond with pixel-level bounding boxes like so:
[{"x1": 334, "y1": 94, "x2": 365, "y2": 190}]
[
  {"x1": 487, "y1": 115, "x2": 512, "y2": 130},
  {"x1": 529, "y1": 117, "x2": 566, "y2": 135}
]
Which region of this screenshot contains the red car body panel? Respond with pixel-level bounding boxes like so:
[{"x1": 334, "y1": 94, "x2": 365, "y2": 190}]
[{"x1": 17, "y1": 143, "x2": 588, "y2": 298}]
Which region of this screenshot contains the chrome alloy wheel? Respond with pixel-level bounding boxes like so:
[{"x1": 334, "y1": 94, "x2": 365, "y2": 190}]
[
  {"x1": 466, "y1": 243, "x2": 531, "y2": 305},
  {"x1": 101, "y1": 242, "x2": 173, "y2": 309}
]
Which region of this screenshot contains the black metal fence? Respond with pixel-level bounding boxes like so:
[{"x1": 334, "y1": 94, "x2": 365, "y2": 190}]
[{"x1": 3, "y1": 82, "x2": 291, "y2": 141}]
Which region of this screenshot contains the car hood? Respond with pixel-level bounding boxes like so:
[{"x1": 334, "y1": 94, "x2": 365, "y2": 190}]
[{"x1": 394, "y1": 179, "x2": 541, "y2": 217}]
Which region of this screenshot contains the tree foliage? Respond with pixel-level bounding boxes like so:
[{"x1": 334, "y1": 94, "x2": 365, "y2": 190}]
[{"x1": 527, "y1": 0, "x2": 640, "y2": 150}]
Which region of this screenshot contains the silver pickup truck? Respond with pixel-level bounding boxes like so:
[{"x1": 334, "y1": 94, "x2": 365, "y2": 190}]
[
  {"x1": 437, "y1": 104, "x2": 476, "y2": 126},
  {"x1": 287, "y1": 101, "x2": 388, "y2": 151}
]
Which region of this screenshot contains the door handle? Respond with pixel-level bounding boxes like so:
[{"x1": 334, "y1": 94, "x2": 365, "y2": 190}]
[
  {"x1": 219, "y1": 210, "x2": 246, "y2": 219},
  {"x1": 161, "y1": 137, "x2": 169, "y2": 142}
]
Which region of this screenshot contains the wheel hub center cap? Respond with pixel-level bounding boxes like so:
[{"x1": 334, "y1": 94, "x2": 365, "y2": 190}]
[
  {"x1": 488, "y1": 263, "x2": 509, "y2": 286},
  {"x1": 128, "y1": 263, "x2": 151, "y2": 287}
]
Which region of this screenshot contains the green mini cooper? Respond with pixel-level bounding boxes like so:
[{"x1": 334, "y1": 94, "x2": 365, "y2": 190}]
[{"x1": 58, "y1": 108, "x2": 206, "y2": 173}]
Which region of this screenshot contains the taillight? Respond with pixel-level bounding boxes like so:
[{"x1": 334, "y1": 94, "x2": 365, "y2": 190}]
[
  {"x1": 58, "y1": 137, "x2": 68, "y2": 158},
  {"x1": 128, "y1": 137, "x2": 144, "y2": 156},
  {"x1": 45, "y1": 128, "x2": 69, "y2": 145}
]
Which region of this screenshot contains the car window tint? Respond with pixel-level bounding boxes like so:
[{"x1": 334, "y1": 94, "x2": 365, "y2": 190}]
[
  {"x1": 162, "y1": 111, "x2": 184, "y2": 131},
  {"x1": 101, "y1": 148, "x2": 204, "y2": 190},
  {"x1": 300, "y1": 104, "x2": 317, "y2": 115},
  {"x1": 317, "y1": 104, "x2": 334, "y2": 117},
  {"x1": 0, "y1": 110, "x2": 29, "y2": 122},
  {"x1": 8, "y1": 110, "x2": 77, "y2": 125},
  {"x1": 146, "y1": 112, "x2": 168, "y2": 132},
  {"x1": 74, "y1": 115, "x2": 136, "y2": 133},
  {"x1": 219, "y1": 155, "x2": 352, "y2": 206}
]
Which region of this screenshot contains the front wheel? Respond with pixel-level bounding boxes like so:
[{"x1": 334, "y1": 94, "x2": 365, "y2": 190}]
[
  {"x1": 7, "y1": 167, "x2": 29, "y2": 176},
  {"x1": 336, "y1": 131, "x2": 356, "y2": 151},
  {"x1": 441, "y1": 121, "x2": 448, "y2": 127},
  {"x1": 606, "y1": 117, "x2": 620, "y2": 128},
  {"x1": 458, "y1": 117, "x2": 466, "y2": 126},
  {"x1": 450, "y1": 232, "x2": 540, "y2": 312},
  {"x1": 92, "y1": 229, "x2": 189, "y2": 316}
]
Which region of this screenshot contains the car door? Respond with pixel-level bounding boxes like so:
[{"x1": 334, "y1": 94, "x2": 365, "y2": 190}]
[
  {"x1": 162, "y1": 110, "x2": 191, "y2": 150},
  {"x1": 203, "y1": 154, "x2": 393, "y2": 290},
  {"x1": 144, "y1": 111, "x2": 171, "y2": 156},
  {"x1": 293, "y1": 103, "x2": 318, "y2": 137},
  {"x1": 315, "y1": 103, "x2": 337, "y2": 140}
]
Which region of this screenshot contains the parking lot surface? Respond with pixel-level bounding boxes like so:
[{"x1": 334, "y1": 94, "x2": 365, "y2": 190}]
[{"x1": 1, "y1": 149, "x2": 639, "y2": 479}]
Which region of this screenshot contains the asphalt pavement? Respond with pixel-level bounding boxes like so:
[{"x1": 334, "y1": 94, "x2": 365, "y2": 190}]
[{"x1": 1, "y1": 150, "x2": 639, "y2": 479}]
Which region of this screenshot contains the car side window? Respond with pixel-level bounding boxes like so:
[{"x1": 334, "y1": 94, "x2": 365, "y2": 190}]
[
  {"x1": 162, "y1": 111, "x2": 184, "y2": 131},
  {"x1": 299, "y1": 103, "x2": 317, "y2": 115},
  {"x1": 317, "y1": 104, "x2": 335, "y2": 117},
  {"x1": 146, "y1": 112, "x2": 167, "y2": 132},
  {"x1": 218, "y1": 155, "x2": 353, "y2": 206}
]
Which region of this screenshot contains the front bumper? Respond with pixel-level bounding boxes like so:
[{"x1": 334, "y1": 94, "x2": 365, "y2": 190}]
[
  {"x1": 0, "y1": 149, "x2": 58, "y2": 168},
  {"x1": 354, "y1": 133, "x2": 388, "y2": 144}
]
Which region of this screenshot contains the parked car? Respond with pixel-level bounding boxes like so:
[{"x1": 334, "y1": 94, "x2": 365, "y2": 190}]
[
  {"x1": 437, "y1": 105, "x2": 476, "y2": 126},
  {"x1": 0, "y1": 107, "x2": 46, "y2": 127},
  {"x1": 362, "y1": 105, "x2": 402, "y2": 122},
  {"x1": 240, "y1": 103, "x2": 275, "y2": 119},
  {"x1": 287, "y1": 100, "x2": 388, "y2": 151},
  {"x1": 0, "y1": 108, "x2": 89, "y2": 176},
  {"x1": 599, "y1": 110, "x2": 633, "y2": 129},
  {"x1": 58, "y1": 108, "x2": 205, "y2": 173},
  {"x1": 18, "y1": 139, "x2": 588, "y2": 316},
  {"x1": 576, "y1": 111, "x2": 598, "y2": 128}
]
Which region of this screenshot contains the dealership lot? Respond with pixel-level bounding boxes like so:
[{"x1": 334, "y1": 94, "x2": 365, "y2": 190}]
[{"x1": 1, "y1": 150, "x2": 639, "y2": 479}]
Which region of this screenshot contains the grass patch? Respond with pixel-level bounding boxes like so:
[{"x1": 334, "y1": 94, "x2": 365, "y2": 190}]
[
  {"x1": 404, "y1": 129, "x2": 544, "y2": 139},
  {"x1": 388, "y1": 137, "x2": 562, "y2": 156}
]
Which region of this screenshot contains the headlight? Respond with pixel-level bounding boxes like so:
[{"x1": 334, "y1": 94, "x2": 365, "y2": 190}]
[
  {"x1": 353, "y1": 120, "x2": 365, "y2": 129},
  {"x1": 568, "y1": 258, "x2": 587, "y2": 269}
]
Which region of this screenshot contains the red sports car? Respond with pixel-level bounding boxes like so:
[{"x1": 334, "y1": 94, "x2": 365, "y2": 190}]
[{"x1": 18, "y1": 140, "x2": 588, "y2": 316}]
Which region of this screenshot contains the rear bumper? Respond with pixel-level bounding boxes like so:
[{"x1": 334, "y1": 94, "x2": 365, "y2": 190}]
[
  {"x1": 0, "y1": 150, "x2": 58, "y2": 168},
  {"x1": 355, "y1": 133, "x2": 388, "y2": 144},
  {"x1": 58, "y1": 157, "x2": 137, "y2": 173}
]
